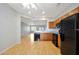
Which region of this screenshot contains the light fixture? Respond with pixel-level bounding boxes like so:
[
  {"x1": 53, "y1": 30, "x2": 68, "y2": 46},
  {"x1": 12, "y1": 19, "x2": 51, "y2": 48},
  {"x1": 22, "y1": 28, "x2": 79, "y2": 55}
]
[
  {"x1": 27, "y1": 5, "x2": 30, "y2": 9},
  {"x1": 28, "y1": 11, "x2": 31, "y2": 14},
  {"x1": 22, "y1": 3, "x2": 37, "y2": 10},
  {"x1": 42, "y1": 11, "x2": 45, "y2": 14},
  {"x1": 31, "y1": 4, "x2": 37, "y2": 10},
  {"x1": 41, "y1": 17, "x2": 46, "y2": 20}
]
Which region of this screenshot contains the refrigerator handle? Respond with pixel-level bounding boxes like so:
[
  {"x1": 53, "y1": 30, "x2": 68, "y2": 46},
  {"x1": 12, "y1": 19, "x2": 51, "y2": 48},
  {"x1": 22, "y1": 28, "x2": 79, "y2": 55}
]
[{"x1": 75, "y1": 29, "x2": 79, "y2": 31}]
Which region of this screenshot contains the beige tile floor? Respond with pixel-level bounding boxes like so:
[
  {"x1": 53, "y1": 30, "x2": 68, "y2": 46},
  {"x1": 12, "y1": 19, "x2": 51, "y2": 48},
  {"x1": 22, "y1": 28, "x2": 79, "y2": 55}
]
[{"x1": 1, "y1": 33, "x2": 61, "y2": 55}]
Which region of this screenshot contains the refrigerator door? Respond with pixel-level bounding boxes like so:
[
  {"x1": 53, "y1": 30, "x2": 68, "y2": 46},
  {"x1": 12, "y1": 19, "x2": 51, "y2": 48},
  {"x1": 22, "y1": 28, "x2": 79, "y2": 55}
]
[
  {"x1": 76, "y1": 13, "x2": 79, "y2": 29},
  {"x1": 61, "y1": 14, "x2": 76, "y2": 55},
  {"x1": 76, "y1": 13, "x2": 79, "y2": 54},
  {"x1": 76, "y1": 30, "x2": 79, "y2": 54}
]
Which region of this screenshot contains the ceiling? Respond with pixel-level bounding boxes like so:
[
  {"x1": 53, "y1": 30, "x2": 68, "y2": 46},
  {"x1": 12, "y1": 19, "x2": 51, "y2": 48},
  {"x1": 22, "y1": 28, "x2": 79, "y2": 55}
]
[
  {"x1": 8, "y1": 3, "x2": 73, "y2": 20},
  {"x1": 21, "y1": 16, "x2": 47, "y2": 25},
  {"x1": 8, "y1": 3, "x2": 79, "y2": 25}
]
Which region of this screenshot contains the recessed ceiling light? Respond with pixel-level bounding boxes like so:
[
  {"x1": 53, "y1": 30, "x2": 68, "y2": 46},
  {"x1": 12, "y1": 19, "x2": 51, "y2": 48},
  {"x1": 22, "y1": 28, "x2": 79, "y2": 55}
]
[
  {"x1": 41, "y1": 17, "x2": 46, "y2": 20},
  {"x1": 27, "y1": 5, "x2": 30, "y2": 9},
  {"x1": 28, "y1": 11, "x2": 31, "y2": 14},
  {"x1": 42, "y1": 11, "x2": 45, "y2": 14}
]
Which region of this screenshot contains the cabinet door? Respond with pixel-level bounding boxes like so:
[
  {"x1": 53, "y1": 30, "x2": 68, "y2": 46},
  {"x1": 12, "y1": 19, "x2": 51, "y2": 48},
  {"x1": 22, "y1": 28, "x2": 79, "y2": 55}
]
[
  {"x1": 52, "y1": 34, "x2": 58, "y2": 47},
  {"x1": 40, "y1": 33, "x2": 53, "y2": 41},
  {"x1": 48, "y1": 22, "x2": 55, "y2": 28}
]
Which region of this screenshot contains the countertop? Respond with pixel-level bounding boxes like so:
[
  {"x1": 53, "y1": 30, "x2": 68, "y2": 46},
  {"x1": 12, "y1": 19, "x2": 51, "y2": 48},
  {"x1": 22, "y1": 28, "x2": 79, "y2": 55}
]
[{"x1": 34, "y1": 29, "x2": 60, "y2": 34}]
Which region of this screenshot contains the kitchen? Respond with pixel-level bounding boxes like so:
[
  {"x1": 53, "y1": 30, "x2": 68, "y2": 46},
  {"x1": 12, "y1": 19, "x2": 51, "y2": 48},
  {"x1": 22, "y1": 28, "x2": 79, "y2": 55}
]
[{"x1": 0, "y1": 3, "x2": 79, "y2": 55}]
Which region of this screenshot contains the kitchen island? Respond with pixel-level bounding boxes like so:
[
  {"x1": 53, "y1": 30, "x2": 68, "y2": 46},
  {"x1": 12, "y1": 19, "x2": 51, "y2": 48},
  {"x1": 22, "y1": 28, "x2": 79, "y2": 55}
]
[{"x1": 34, "y1": 29, "x2": 61, "y2": 48}]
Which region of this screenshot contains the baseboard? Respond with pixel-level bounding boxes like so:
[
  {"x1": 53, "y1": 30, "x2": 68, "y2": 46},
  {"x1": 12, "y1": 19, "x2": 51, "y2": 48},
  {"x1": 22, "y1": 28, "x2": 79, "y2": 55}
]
[{"x1": 0, "y1": 42, "x2": 18, "y2": 55}]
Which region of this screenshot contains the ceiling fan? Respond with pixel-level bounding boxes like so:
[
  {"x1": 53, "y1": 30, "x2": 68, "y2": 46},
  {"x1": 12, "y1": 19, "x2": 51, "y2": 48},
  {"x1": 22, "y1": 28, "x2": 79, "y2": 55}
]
[{"x1": 22, "y1": 3, "x2": 37, "y2": 10}]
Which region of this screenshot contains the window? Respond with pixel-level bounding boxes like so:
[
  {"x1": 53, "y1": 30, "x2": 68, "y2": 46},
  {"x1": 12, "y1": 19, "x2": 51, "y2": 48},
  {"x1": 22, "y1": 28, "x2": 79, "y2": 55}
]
[
  {"x1": 24, "y1": 26, "x2": 30, "y2": 32},
  {"x1": 31, "y1": 26, "x2": 36, "y2": 32}
]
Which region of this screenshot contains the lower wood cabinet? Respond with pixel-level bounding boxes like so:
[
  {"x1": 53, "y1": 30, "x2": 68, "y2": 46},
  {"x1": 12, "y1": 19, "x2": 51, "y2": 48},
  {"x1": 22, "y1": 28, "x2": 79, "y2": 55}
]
[{"x1": 40, "y1": 33, "x2": 53, "y2": 41}]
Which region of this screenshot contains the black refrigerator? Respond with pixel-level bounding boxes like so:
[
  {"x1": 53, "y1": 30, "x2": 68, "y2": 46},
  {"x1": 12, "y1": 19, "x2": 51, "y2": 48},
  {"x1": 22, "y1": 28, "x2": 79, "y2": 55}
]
[{"x1": 60, "y1": 13, "x2": 79, "y2": 55}]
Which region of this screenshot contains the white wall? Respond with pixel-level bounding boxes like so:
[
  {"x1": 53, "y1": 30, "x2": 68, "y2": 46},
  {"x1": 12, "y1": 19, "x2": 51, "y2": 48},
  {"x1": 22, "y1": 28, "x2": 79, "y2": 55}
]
[
  {"x1": 21, "y1": 22, "x2": 30, "y2": 36},
  {"x1": 0, "y1": 4, "x2": 21, "y2": 53}
]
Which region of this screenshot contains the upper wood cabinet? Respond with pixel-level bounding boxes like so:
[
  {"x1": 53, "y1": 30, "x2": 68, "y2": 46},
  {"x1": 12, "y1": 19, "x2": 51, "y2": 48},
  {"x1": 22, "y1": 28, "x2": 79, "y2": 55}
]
[
  {"x1": 55, "y1": 19, "x2": 61, "y2": 26},
  {"x1": 48, "y1": 19, "x2": 61, "y2": 29},
  {"x1": 48, "y1": 7, "x2": 79, "y2": 29},
  {"x1": 48, "y1": 22, "x2": 56, "y2": 28},
  {"x1": 61, "y1": 7, "x2": 79, "y2": 20}
]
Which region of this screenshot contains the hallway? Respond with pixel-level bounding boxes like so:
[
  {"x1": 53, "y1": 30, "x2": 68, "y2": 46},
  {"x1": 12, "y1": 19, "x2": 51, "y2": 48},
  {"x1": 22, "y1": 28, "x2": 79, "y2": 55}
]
[{"x1": 2, "y1": 34, "x2": 60, "y2": 55}]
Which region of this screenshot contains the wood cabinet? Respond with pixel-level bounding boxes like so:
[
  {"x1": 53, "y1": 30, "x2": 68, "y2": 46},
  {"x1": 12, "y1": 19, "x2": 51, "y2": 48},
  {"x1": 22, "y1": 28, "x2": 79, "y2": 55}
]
[
  {"x1": 40, "y1": 33, "x2": 53, "y2": 41},
  {"x1": 58, "y1": 34, "x2": 61, "y2": 48},
  {"x1": 40, "y1": 32, "x2": 60, "y2": 48},
  {"x1": 48, "y1": 22, "x2": 55, "y2": 28},
  {"x1": 48, "y1": 7, "x2": 79, "y2": 28},
  {"x1": 47, "y1": 7, "x2": 79, "y2": 48},
  {"x1": 60, "y1": 7, "x2": 79, "y2": 20},
  {"x1": 48, "y1": 19, "x2": 61, "y2": 29}
]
